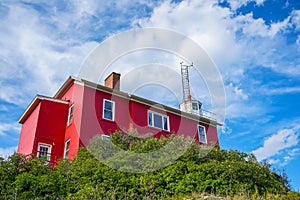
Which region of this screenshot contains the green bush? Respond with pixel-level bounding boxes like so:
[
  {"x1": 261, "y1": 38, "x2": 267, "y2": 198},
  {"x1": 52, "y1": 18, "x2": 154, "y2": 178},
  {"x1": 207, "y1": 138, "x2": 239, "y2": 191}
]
[{"x1": 0, "y1": 130, "x2": 297, "y2": 199}]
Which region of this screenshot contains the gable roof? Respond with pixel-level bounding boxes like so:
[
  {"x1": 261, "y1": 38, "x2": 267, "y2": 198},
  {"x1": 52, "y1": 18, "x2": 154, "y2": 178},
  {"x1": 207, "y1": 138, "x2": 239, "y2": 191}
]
[{"x1": 19, "y1": 95, "x2": 69, "y2": 124}]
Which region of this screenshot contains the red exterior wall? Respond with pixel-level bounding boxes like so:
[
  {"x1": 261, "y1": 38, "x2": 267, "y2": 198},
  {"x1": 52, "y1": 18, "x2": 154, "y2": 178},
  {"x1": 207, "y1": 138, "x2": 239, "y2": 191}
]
[
  {"x1": 18, "y1": 78, "x2": 219, "y2": 163},
  {"x1": 18, "y1": 103, "x2": 41, "y2": 155},
  {"x1": 72, "y1": 84, "x2": 219, "y2": 147},
  {"x1": 129, "y1": 100, "x2": 218, "y2": 145},
  {"x1": 60, "y1": 83, "x2": 85, "y2": 159},
  {"x1": 18, "y1": 99, "x2": 68, "y2": 164},
  {"x1": 206, "y1": 124, "x2": 219, "y2": 146},
  {"x1": 33, "y1": 100, "x2": 68, "y2": 163},
  {"x1": 77, "y1": 86, "x2": 131, "y2": 147}
]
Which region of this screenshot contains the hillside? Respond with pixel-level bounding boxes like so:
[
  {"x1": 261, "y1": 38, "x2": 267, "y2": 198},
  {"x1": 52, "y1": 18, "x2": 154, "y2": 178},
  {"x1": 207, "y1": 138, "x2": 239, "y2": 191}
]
[{"x1": 0, "y1": 130, "x2": 299, "y2": 199}]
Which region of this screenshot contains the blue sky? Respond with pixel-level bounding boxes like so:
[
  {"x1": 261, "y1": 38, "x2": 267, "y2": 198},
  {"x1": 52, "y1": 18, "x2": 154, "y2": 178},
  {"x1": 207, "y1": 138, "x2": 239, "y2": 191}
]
[{"x1": 0, "y1": 0, "x2": 300, "y2": 191}]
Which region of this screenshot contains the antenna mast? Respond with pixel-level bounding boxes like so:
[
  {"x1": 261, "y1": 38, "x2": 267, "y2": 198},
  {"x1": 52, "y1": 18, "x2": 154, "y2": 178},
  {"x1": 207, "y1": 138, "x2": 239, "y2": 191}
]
[{"x1": 180, "y1": 61, "x2": 193, "y2": 102}]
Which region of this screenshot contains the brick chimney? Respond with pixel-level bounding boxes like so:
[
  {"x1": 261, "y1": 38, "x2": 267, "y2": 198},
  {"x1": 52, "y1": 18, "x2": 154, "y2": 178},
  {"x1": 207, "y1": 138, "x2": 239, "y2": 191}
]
[{"x1": 104, "y1": 72, "x2": 121, "y2": 91}]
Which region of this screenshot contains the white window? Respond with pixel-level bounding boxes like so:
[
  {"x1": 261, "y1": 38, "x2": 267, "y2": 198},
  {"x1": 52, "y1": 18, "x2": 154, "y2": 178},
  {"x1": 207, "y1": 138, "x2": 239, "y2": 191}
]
[
  {"x1": 148, "y1": 111, "x2": 169, "y2": 131},
  {"x1": 103, "y1": 99, "x2": 115, "y2": 121},
  {"x1": 64, "y1": 139, "x2": 70, "y2": 158},
  {"x1": 67, "y1": 104, "x2": 74, "y2": 125},
  {"x1": 101, "y1": 134, "x2": 111, "y2": 141},
  {"x1": 37, "y1": 143, "x2": 52, "y2": 161},
  {"x1": 197, "y1": 125, "x2": 207, "y2": 143}
]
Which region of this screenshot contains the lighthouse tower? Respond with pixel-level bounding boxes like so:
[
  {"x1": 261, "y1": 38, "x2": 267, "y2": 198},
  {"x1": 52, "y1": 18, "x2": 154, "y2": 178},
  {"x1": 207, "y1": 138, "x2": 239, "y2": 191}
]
[{"x1": 179, "y1": 62, "x2": 202, "y2": 116}]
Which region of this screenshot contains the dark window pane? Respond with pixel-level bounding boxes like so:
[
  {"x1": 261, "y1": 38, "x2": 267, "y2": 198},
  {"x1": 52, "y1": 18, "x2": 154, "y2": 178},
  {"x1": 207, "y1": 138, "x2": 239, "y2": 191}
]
[
  {"x1": 105, "y1": 101, "x2": 112, "y2": 110},
  {"x1": 154, "y1": 114, "x2": 162, "y2": 129},
  {"x1": 66, "y1": 141, "x2": 70, "y2": 150},
  {"x1": 198, "y1": 126, "x2": 206, "y2": 142},
  {"x1": 192, "y1": 102, "x2": 198, "y2": 110},
  {"x1": 198, "y1": 126, "x2": 204, "y2": 133},
  {"x1": 39, "y1": 146, "x2": 48, "y2": 157},
  {"x1": 104, "y1": 110, "x2": 112, "y2": 120},
  {"x1": 200, "y1": 134, "x2": 204, "y2": 142},
  {"x1": 163, "y1": 117, "x2": 168, "y2": 130},
  {"x1": 148, "y1": 112, "x2": 152, "y2": 126},
  {"x1": 103, "y1": 100, "x2": 114, "y2": 120}
]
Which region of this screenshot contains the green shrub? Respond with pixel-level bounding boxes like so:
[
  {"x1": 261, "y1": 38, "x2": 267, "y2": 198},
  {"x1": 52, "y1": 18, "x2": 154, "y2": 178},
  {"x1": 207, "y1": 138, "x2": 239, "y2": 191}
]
[{"x1": 0, "y1": 130, "x2": 296, "y2": 199}]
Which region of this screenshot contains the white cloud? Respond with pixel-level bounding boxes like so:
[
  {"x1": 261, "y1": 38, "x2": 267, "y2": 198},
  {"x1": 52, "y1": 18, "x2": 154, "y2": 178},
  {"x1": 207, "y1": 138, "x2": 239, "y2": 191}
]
[
  {"x1": 229, "y1": 82, "x2": 248, "y2": 100},
  {"x1": 0, "y1": 146, "x2": 17, "y2": 159},
  {"x1": 0, "y1": 0, "x2": 167, "y2": 106},
  {"x1": 130, "y1": 0, "x2": 300, "y2": 122},
  {"x1": 1, "y1": 0, "x2": 297, "y2": 121},
  {"x1": 222, "y1": 82, "x2": 263, "y2": 120},
  {"x1": 225, "y1": 102, "x2": 264, "y2": 119},
  {"x1": 0, "y1": 123, "x2": 20, "y2": 136},
  {"x1": 225, "y1": 0, "x2": 266, "y2": 10},
  {"x1": 291, "y1": 10, "x2": 300, "y2": 30},
  {"x1": 234, "y1": 12, "x2": 290, "y2": 38},
  {"x1": 252, "y1": 127, "x2": 300, "y2": 164},
  {"x1": 134, "y1": 0, "x2": 242, "y2": 70},
  {"x1": 0, "y1": 3, "x2": 100, "y2": 105},
  {"x1": 268, "y1": 158, "x2": 280, "y2": 165},
  {"x1": 269, "y1": 17, "x2": 291, "y2": 36},
  {"x1": 254, "y1": 0, "x2": 265, "y2": 5},
  {"x1": 135, "y1": 1, "x2": 298, "y2": 76},
  {"x1": 263, "y1": 86, "x2": 300, "y2": 95},
  {"x1": 278, "y1": 148, "x2": 300, "y2": 166},
  {"x1": 220, "y1": 122, "x2": 233, "y2": 135}
]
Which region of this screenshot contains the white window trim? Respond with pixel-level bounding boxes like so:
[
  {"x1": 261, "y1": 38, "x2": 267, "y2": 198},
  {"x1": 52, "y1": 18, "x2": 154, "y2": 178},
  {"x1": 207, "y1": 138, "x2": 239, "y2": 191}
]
[
  {"x1": 67, "y1": 104, "x2": 74, "y2": 126},
  {"x1": 101, "y1": 134, "x2": 111, "y2": 141},
  {"x1": 64, "y1": 139, "x2": 71, "y2": 158},
  {"x1": 197, "y1": 125, "x2": 207, "y2": 144},
  {"x1": 102, "y1": 99, "x2": 115, "y2": 121},
  {"x1": 148, "y1": 110, "x2": 170, "y2": 131},
  {"x1": 37, "y1": 143, "x2": 52, "y2": 161}
]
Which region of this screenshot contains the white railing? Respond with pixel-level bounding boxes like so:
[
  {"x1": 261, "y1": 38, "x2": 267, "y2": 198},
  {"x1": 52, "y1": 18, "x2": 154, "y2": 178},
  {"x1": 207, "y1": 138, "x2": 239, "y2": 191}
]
[{"x1": 199, "y1": 109, "x2": 217, "y2": 121}]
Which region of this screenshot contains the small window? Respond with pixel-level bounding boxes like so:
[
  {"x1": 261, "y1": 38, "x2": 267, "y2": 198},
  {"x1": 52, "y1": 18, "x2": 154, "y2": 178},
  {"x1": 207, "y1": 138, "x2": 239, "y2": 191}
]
[
  {"x1": 64, "y1": 139, "x2": 70, "y2": 158},
  {"x1": 67, "y1": 104, "x2": 74, "y2": 125},
  {"x1": 37, "y1": 143, "x2": 52, "y2": 161},
  {"x1": 148, "y1": 111, "x2": 169, "y2": 131},
  {"x1": 103, "y1": 99, "x2": 115, "y2": 121},
  {"x1": 197, "y1": 125, "x2": 207, "y2": 143},
  {"x1": 101, "y1": 134, "x2": 111, "y2": 141},
  {"x1": 192, "y1": 102, "x2": 198, "y2": 110}
]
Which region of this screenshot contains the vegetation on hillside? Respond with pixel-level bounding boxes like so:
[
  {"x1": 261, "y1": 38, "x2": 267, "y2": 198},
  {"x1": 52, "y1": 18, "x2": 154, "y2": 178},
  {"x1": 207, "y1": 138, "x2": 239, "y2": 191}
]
[{"x1": 0, "y1": 130, "x2": 299, "y2": 199}]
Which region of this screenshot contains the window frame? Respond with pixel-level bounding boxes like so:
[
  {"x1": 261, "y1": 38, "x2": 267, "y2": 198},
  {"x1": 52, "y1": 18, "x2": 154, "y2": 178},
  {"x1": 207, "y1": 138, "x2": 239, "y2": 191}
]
[
  {"x1": 64, "y1": 139, "x2": 71, "y2": 158},
  {"x1": 37, "y1": 143, "x2": 52, "y2": 161},
  {"x1": 67, "y1": 104, "x2": 74, "y2": 126},
  {"x1": 101, "y1": 134, "x2": 111, "y2": 141},
  {"x1": 197, "y1": 125, "x2": 207, "y2": 143},
  {"x1": 147, "y1": 110, "x2": 170, "y2": 131},
  {"x1": 102, "y1": 99, "x2": 115, "y2": 121}
]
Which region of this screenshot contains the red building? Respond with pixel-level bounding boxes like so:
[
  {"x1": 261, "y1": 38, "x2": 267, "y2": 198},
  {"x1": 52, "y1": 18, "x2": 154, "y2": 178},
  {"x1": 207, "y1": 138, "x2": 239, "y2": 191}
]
[{"x1": 18, "y1": 72, "x2": 221, "y2": 164}]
